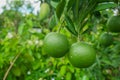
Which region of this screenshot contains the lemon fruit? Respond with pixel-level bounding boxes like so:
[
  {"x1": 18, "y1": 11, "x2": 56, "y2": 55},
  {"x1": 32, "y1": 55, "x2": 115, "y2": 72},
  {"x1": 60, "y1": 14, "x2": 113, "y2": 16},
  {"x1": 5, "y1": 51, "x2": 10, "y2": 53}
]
[
  {"x1": 43, "y1": 32, "x2": 69, "y2": 58},
  {"x1": 68, "y1": 42, "x2": 96, "y2": 68},
  {"x1": 39, "y1": 3, "x2": 50, "y2": 21},
  {"x1": 99, "y1": 33, "x2": 113, "y2": 46},
  {"x1": 107, "y1": 15, "x2": 120, "y2": 32}
]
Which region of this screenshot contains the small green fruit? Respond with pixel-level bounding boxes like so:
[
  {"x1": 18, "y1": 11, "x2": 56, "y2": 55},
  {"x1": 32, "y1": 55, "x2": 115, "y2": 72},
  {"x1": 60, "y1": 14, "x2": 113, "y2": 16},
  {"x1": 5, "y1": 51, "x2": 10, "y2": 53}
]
[
  {"x1": 107, "y1": 16, "x2": 120, "y2": 32},
  {"x1": 39, "y1": 3, "x2": 50, "y2": 21},
  {"x1": 99, "y1": 33, "x2": 113, "y2": 46},
  {"x1": 43, "y1": 32, "x2": 69, "y2": 58},
  {"x1": 68, "y1": 42, "x2": 96, "y2": 68}
]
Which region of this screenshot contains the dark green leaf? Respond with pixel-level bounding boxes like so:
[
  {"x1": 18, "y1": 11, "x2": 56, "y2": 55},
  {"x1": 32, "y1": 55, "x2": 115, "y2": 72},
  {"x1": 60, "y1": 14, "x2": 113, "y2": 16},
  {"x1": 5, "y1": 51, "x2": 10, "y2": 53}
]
[
  {"x1": 48, "y1": 15, "x2": 57, "y2": 30},
  {"x1": 97, "y1": 0, "x2": 113, "y2": 3},
  {"x1": 56, "y1": 0, "x2": 66, "y2": 19},
  {"x1": 67, "y1": 0, "x2": 75, "y2": 11},
  {"x1": 65, "y1": 15, "x2": 78, "y2": 36},
  {"x1": 95, "y1": 2, "x2": 117, "y2": 11},
  {"x1": 72, "y1": 0, "x2": 80, "y2": 21}
]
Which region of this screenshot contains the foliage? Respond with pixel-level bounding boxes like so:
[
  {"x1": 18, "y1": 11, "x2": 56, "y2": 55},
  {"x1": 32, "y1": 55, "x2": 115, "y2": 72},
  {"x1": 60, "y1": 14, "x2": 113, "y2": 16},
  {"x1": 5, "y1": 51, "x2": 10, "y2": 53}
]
[{"x1": 0, "y1": 0, "x2": 120, "y2": 80}]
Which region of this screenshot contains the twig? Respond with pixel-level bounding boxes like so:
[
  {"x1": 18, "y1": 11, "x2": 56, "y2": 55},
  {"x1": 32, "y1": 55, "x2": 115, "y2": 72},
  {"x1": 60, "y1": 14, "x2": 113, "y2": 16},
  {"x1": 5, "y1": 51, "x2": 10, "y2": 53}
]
[
  {"x1": 3, "y1": 53, "x2": 21, "y2": 80},
  {"x1": 57, "y1": 19, "x2": 65, "y2": 33}
]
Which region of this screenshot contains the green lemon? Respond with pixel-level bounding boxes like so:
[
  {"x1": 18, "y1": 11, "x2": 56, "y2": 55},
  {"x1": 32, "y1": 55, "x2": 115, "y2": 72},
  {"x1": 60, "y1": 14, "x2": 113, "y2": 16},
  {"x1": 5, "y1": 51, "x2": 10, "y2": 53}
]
[
  {"x1": 68, "y1": 42, "x2": 96, "y2": 68},
  {"x1": 107, "y1": 15, "x2": 120, "y2": 32},
  {"x1": 39, "y1": 3, "x2": 50, "y2": 21},
  {"x1": 43, "y1": 32, "x2": 69, "y2": 58},
  {"x1": 99, "y1": 33, "x2": 113, "y2": 46}
]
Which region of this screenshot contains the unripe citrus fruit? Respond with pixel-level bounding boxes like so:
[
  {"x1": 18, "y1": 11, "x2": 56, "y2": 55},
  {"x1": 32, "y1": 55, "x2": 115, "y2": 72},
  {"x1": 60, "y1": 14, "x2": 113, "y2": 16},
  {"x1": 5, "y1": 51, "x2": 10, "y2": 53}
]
[
  {"x1": 107, "y1": 15, "x2": 120, "y2": 32},
  {"x1": 68, "y1": 42, "x2": 96, "y2": 68},
  {"x1": 43, "y1": 32, "x2": 69, "y2": 58},
  {"x1": 39, "y1": 3, "x2": 50, "y2": 21},
  {"x1": 99, "y1": 33, "x2": 113, "y2": 46}
]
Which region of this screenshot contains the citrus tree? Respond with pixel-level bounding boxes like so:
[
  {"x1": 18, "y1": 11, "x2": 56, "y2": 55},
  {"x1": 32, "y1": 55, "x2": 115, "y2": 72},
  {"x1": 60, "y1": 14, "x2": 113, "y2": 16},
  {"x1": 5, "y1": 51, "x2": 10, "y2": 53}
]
[{"x1": 0, "y1": 0, "x2": 120, "y2": 80}]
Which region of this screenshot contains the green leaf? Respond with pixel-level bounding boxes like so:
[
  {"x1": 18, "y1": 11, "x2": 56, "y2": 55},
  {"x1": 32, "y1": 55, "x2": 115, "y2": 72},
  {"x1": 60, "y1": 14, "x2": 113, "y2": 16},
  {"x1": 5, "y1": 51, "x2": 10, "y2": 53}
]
[
  {"x1": 18, "y1": 23, "x2": 25, "y2": 35},
  {"x1": 97, "y1": 0, "x2": 113, "y2": 3},
  {"x1": 60, "y1": 65, "x2": 66, "y2": 76},
  {"x1": 48, "y1": 15, "x2": 57, "y2": 30},
  {"x1": 65, "y1": 15, "x2": 78, "y2": 36},
  {"x1": 68, "y1": 66, "x2": 74, "y2": 73},
  {"x1": 26, "y1": 19, "x2": 33, "y2": 27},
  {"x1": 23, "y1": 53, "x2": 35, "y2": 62},
  {"x1": 72, "y1": 0, "x2": 80, "y2": 21},
  {"x1": 82, "y1": 75, "x2": 89, "y2": 80},
  {"x1": 0, "y1": 54, "x2": 4, "y2": 68},
  {"x1": 67, "y1": 0, "x2": 75, "y2": 11},
  {"x1": 65, "y1": 72, "x2": 72, "y2": 80},
  {"x1": 56, "y1": 0, "x2": 66, "y2": 19},
  {"x1": 32, "y1": 61, "x2": 41, "y2": 70},
  {"x1": 50, "y1": 1, "x2": 59, "y2": 8},
  {"x1": 78, "y1": 0, "x2": 97, "y2": 23},
  {"x1": 95, "y1": 2, "x2": 117, "y2": 11},
  {"x1": 12, "y1": 66, "x2": 21, "y2": 77}
]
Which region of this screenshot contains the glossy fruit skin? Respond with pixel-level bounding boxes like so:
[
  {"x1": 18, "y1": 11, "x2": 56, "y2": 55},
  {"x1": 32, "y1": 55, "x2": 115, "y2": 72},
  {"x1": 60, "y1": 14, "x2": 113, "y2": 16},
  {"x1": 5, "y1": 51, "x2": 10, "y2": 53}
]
[
  {"x1": 39, "y1": 3, "x2": 50, "y2": 21},
  {"x1": 43, "y1": 32, "x2": 69, "y2": 58},
  {"x1": 99, "y1": 33, "x2": 113, "y2": 46},
  {"x1": 107, "y1": 16, "x2": 120, "y2": 32},
  {"x1": 68, "y1": 42, "x2": 96, "y2": 68}
]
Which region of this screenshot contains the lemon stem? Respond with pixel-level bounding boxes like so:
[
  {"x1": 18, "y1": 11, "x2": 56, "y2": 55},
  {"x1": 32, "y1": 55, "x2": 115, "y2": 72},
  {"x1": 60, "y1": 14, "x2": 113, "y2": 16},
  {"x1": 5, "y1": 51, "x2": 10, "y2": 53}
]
[
  {"x1": 57, "y1": 19, "x2": 64, "y2": 33},
  {"x1": 57, "y1": 23, "x2": 61, "y2": 33},
  {"x1": 77, "y1": 22, "x2": 82, "y2": 42},
  {"x1": 77, "y1": 33, "x2": 80, "y2": 42}
]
